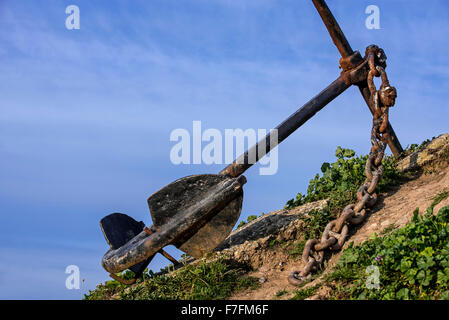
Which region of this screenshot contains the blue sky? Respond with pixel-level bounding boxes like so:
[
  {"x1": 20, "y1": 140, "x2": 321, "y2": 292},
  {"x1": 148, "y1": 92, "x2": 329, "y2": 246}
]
[{"x1": 0, "y1": 0, "x2": 448, "y2": 299}]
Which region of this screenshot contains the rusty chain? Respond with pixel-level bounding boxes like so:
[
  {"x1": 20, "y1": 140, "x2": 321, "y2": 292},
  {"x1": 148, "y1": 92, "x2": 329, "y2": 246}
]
[{"x1": 288, "y1": 45, "x2": 397, "y2": 286}]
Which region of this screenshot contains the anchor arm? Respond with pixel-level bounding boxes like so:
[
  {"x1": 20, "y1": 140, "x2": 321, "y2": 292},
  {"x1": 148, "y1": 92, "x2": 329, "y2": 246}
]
[{"x1": 102, "y1": 175, "x2": 247, "y2": 273}]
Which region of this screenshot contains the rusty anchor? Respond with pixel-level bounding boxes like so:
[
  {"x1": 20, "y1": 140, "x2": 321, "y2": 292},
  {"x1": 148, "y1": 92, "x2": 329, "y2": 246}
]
[{"x1": 99, "y1": 0, "x2": 403, "y2": 284}]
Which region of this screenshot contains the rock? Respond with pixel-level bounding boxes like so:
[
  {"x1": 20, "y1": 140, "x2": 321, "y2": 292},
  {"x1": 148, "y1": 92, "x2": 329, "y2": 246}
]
[
  {"x1": 203, "y1": 199, "x2": 330, "y2": 270},
  {"x1": 397, "y1": 134, "x2": 449, "y2": 172},
  {"x1": 215, "y1": 199, "x2": 329, "y2": 251},
  {"x1": 111, "y1": 293, "x2": 120, "y2": 300},
  {"x1": 306, "y1": 294, "x2": 321, "y2": 300},
  {"x1": 380, "y1": 220, "x2": 391, "y2": 227},
  {"x1": 259, "y1": 277, "x2": 267, "y2": 283}
]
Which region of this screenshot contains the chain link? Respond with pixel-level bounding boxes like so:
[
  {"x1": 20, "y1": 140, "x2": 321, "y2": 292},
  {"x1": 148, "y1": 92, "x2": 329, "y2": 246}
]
[{"x1": 288, "y1": 45, "x2": 397, "y2": 286}]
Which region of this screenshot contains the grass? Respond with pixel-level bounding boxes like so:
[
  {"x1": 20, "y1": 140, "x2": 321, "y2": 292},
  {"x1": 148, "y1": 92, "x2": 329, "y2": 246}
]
[
  {"x1": 427, "y1": 190, "x2": 449, "y2": 214},
  {"x1": 84, "y1": 256, "x2": 259, "y2": 300},
  {"x1": 275, "y1": 289, "x2": 288, "y2": 298},
  {"x1": 288, "y1": 240, "x2": 306, "y2": 258},
  {"x1": 298, "y1": 208, "x2": 335, "y2": 240},
  {"x1": 290, "y1": 285, "x2": 319, "y2": 300}
]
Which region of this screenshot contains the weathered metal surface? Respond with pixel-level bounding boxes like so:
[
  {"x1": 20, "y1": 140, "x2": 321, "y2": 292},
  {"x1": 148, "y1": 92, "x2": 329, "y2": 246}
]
[
  {"x1": 100, "y1": 213, "x2": 145, "y2": 250},
  {"x1": 176, "y1": 192, "x2": 243, "y2": 258},
  {"x1": 148, "y1": 174, "x2": 244, "y2": 258},
  {"x1": 149, "y1": 175, "x2": 237, "y2": 228},
  {"x1": 100, "y1": 213, "x2": 153, "y2": 275},
  {"x1": 102, "y1": 175, "x2": 246, "y2": 273}
]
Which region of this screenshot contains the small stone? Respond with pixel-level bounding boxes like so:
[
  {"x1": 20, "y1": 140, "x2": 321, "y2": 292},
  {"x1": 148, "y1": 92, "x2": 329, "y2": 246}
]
[
  {"x1": 249, "y1": 241, "x2": 260, "y2": 250},
  {"x1": 259, "y1": 277, "x2": 267, "y2": 283},
  {"x1": 306, "y1": 294, "x2": 321, "y2": 300},
  {"x1": 233, "y1": 249, "x2": 243, "y2": 260},
  {"x1": 380, "y1": 220, "x2": 391, "y2": 227}
]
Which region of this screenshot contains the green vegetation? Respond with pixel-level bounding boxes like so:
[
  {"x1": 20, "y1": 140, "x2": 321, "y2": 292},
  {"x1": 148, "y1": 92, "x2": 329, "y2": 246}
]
[
  {"x1": 298, "y1": 208, "x2": 335, "y2": 240},
  {"x1": 237, "y1": 214, "x2": 259, "y2": 229},
  {"x1": 325, "y1": 192, "x2": 449, "y2": 300},
  {"x1": 267, "y1": 238, "x2": 281, "y2": 249},
  {"x1": 285, "y1": 146, "x2": 406, "y2": 216},
  {"x1": 275, "y1": 289, "x2": 288, "y2": 298},
  {"x1": 427, "y1": 190, "x2": 449, "y2": 214},
  {"x1": 84, "y1": 256, "x2": 259, "y2": 300},
  {"x1": 288, "y1": 240, "x2": 307, "y2": 258},
  {"x1": 290, "y1": 285, "x2": 319, "y2": 300}
]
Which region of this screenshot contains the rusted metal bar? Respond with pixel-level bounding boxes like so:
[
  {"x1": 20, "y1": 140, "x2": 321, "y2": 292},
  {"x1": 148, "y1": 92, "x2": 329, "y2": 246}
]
[
  {"x1": 144, "y1": 227, "x2": 181, "y2": 266},
  {"x1": 220, "y1": 75, "x2": 351, "y2": 178},
  {"x1": 311, "y1": 0, "x2": 403, "y2": 157},
  {"x1": 159, "y1": 250, "x2": 180, "y2": 266}
]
